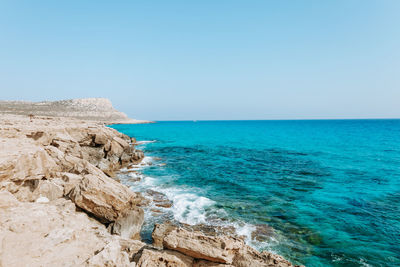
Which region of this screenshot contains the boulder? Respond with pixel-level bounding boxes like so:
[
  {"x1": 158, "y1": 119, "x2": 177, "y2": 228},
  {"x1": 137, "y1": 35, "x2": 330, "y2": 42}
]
[
  {"x1": 68, "y1": 173, "x2": 144, "y2": 238},
  {"x1": 162, "y1": 227, "x2": 243, "y2": 264},
  {"x1": 113, "y1": 136, "x2": 130, "y2": 150},
  {"x1": 94, "y1": 132, "x2": 109, "y2": 145},
  {"x1": 136, "y1": 249, "x2": 193, "y2": 267},
  {"x1": 109, "y1": 140, "x2": 124, "y2": 158},
  {"x1": 80, "y1": 146, "x2": 105, "y2": 166}
]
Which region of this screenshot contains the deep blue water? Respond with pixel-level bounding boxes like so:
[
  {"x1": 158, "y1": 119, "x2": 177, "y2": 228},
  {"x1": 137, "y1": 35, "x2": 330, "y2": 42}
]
[{"x1": 111, "y1": 120, "x2": 400, "y2": 267}]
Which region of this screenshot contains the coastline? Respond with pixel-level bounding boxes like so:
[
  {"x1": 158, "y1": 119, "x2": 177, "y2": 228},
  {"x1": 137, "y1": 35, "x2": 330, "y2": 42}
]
[{"x1": 0, "y1": 113, "x2": 300, "y2": 266}]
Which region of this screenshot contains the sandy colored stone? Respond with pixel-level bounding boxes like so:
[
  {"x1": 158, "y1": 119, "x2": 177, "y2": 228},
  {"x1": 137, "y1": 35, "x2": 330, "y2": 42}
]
[
  {"x1": 194, "y1": 259, "x2": 234, "y2": 267},
  {"x1": 0, "y1": 195, "x2": 129, "y2": 267},
  {"x1": 233, "y1": 246, "x2": 295, "y2": 267},
  {"x1": 0, "y1": 148, "x2": 59, "y2": 182},
  {"x1": 152, "y1": 222, "x2": 176, "y2": 249},
  {"x1": 136, "y1": 249, "x2": 193, "y2": 267},
  {"x1": 153, "y1": 223, "x2": 298, "y2": 267},
  {"x1": 113, "y1": 136, "x2": 130, "y2": 149},
  {"x1": 86, "y1": 240, "x2": 132, "y2": 267},
  {"x1": 109, "y1": 140, "x2": 124, "y2": 157},
  {"x1": 68, "y1": 173, "x2": 142, "y2": 222},
  {"x1": 110, "y1": 207, "x2": 144, "y2": 239},
  {"x1": 163, "y1": 227, "x2": 243, "y2": 264},
  {"x1": 118, "y1": 239, "x2": 147, "y2": 259}
]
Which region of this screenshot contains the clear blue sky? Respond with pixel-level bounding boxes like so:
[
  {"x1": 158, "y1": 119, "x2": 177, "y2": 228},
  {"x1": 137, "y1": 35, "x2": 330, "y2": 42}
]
[{"x1": 0, "y1": 1, "x2": 399, "y2": 120}]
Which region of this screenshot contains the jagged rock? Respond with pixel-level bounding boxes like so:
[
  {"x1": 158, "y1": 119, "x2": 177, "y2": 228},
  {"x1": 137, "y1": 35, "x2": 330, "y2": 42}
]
[
  {"x1": 104, "y1": 140, "x2": 112, "y2": 152},
  {"x1": 60, "y1": 172, "x2": 83, "y2": 195},
  {"x1": 0, "y1": 103, "x2": 151, "y2": 266},
  {"x1": 109, "y1": 140, "x2": 124, "y2": 158},
  {"x1": 152, "y1": 222, "x2": 176, "y2": 249},
  {"x1": 136, "y1": 249, "x2": 193, "y2": 267},
  {"x1": 7, "y1": 179, "x2": 64, "y2": 202},
  {"x1": 152, "y1": 223, "x2": 298, "y2": 267},
  {"x1": 94, "y1": 132, "x2": 109, "y2": 145},
  {"x1": 113, "y1": 136, "x2": 130, "y2": 150},
  {"x1": 119, "y1": 239, "x2": 147, "y2": 259},
  {"x1": 162, "y1": 227, "x2": 243, "y2": 263},
  {"x1": 0, "y1": 195, "x2": 128, "y2": 267},
  {"x1": 0, "y1": 149, "x2": 59, "y2": 182},
  {"x1": 81, "y1": 146, "x2": 105, "y2": 166},
  {"x1": 110, "y1": 208, "x2": 144, "y2": 240},
  {"x1": 233, "y1": 246, "x2": 294, "y2": 267},
  {"x1": 85, "y1": 240, "x2": 132, "y2": 267},
  {"x1": 68, "y1": 173, "x2": 144, "y2": 239}
]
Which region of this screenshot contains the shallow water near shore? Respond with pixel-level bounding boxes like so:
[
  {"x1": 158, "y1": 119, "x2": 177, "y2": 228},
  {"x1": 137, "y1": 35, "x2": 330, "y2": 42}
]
[{"x1": 111, "y1": 120, "x2": 400, "y2": 267}]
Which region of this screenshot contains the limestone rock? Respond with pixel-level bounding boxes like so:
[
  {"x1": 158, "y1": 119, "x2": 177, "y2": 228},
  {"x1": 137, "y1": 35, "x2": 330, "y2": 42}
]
[
  {"x1": 119, "y1": 239, "x2": 147, "y2": 259},
  {"x1": 0, "y1": 197, "x2": 116, "y2": 267},
  {"x1": 109, "y1": 140, "x2": 124, "y2": 158},
  {"x1": 233, "y1": 246, "x2": 295, "y2": 267},
  {"x1": 152, "y1": 222, "x2": 176, "y2": 249},
  {"x1": 113, "y1": 136, "x2": 130, "y2": 149},
  {"x1": 0, "y1": 149, "x2": 59, "y2": 182},
  {"x1": 86, "y1": 240, "x2": 132, "y2": 267},
  {"x1": 194, "y1": 260, "x2": 234, "y2": 267},
  {"x1": 136, "y1": 249, "x2": 193, "y2": 267},
  {"x1": 0, "y1": 190, "x2": 19, "y2": 208},
  {"x1": 152, "y1": 223, "x2": 298, "y2": 267},
  {"x1": 162, "y1": 227, "x2": 244, "y2": 264},
  {"x1": 68, "y1": 173, "x2": 144, "y2": 239},
  {"x1": 94, "y1": 132, "x2": 109, "y2": 145},
  {"x1": 110, "y1": 207, "x2": 144, "y2": 240}
]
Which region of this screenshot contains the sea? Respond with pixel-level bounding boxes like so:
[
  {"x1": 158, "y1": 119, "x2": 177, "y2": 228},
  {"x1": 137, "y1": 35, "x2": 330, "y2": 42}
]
[{"x1": 111, "y1": 120, "x2": 400, "y2": 267}]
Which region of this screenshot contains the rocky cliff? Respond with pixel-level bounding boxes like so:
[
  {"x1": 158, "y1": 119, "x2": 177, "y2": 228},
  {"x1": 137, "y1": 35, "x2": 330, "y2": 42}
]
[
  {"x1": 0, "y1": 105, "x2": 300, "y2": 266},
  {"x1": 0, "y1": 98, "x2": 150, "y2": 124}
]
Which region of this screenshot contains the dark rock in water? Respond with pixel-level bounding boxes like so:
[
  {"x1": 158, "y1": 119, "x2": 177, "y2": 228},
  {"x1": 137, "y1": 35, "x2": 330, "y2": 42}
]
[
  {"x1": 306, "y1": 233, "x2": 323, "y2": 246},
  {"x1": 146, "y1": 189, "x2": 173, "y2": 208},
  {"x1": 155, "y1": 201, "x2": 173, "y2": 208},
  {"x1": 251, "y1": 224, "x2": 274, "y2": 242}
]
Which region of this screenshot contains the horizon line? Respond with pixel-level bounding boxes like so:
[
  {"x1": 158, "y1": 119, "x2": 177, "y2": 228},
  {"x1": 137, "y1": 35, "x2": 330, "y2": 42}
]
[{"x1": 143, "y1": 118, "x2": 400, "y2": 122}]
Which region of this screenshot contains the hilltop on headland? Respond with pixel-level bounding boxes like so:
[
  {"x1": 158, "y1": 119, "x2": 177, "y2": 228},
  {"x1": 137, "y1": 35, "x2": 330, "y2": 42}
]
[{"x1": 0, "y1": 98, "x2": 151, "y2": 124}]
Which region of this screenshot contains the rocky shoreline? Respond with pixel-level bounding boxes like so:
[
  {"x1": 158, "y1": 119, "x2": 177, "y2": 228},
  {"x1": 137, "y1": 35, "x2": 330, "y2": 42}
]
[{"x1": 0, "y1": 111, "x2": 302, "y2": 266}]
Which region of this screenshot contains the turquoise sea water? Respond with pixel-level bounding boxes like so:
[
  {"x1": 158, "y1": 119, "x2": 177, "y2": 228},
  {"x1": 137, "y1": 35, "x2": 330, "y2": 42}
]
[{"x1": 111, "y1": 120, "x2": 400, "y2": 266}]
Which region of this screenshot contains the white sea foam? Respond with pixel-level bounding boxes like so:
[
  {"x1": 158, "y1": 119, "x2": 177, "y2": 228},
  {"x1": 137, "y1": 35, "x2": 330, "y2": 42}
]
[
  {"x1": 136, "y1": 140, "x2": 157, "y2": 145},
  {"x1": 139, "y1": 156, "x2": 153, "y2": 166},
  {"x1": 167, "y1": 191, "x2": 215, "y2": 225},
  {"x1": 235, "y1": 223, "x2": 256, "y2": 243},
  {"x1": 118, "y1": 155, "x2": 281, "y2": 256}
]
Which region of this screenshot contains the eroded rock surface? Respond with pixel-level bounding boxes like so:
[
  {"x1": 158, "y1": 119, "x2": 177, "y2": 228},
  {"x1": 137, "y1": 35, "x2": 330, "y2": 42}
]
[
  {"x1": 0, "y1": 111, "x2": 300, "y2": 267},
  {"x1": 0, "y1": 114, "x2": 146, "y2": 266},
  {"x1": 152, "y1": 223, "x2": 302, "y2": 267}
]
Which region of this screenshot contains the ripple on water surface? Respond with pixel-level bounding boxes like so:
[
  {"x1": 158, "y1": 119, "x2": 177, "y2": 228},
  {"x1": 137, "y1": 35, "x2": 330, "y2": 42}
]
[{"x1": 112, "y1": 120, "x2": 400, "y2": 266}]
